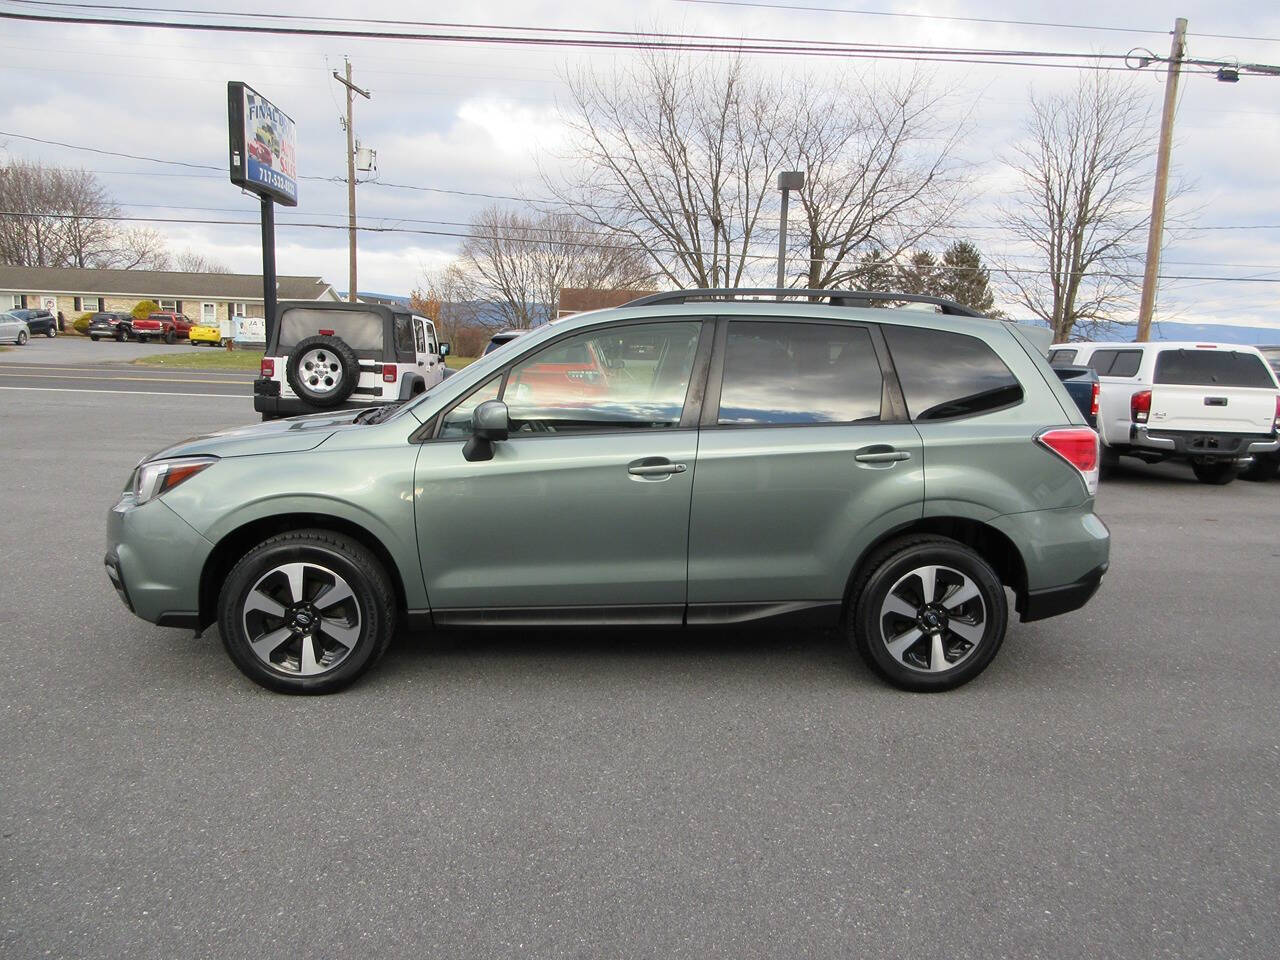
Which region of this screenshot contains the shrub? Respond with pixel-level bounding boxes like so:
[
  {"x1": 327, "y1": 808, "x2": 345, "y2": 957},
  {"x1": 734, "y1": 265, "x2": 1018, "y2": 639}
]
[
  {"x1": 132, "y1": 300, "x2": 159, "y2": 320},
  {"x1": 74, "y1": 313, "x2": 93, "y2": 334}
]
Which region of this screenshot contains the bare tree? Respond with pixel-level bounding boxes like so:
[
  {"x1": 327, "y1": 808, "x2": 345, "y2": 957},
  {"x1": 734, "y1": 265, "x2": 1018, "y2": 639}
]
[
  {"x1": 783, "y1": 69, "x2": 968, "y2": 289},
  {"x1": 171, "y1": 249, "x2": 231, "y2": 273},
  {"x1": 114, "y1": 228, "x2": 171, "y2": 270},
  {"x1": 0, "y1": 159, "x2": 73, "y2": 267},
  {"x1": 998, "y1": 71, "x2": 1154, "y2": 341},
  {"x1": 459, "y1": 206, "x2": 651, "y2": 328},
  {"x1": 551, "y1": 51, "x2": 785, "y2": 288}
]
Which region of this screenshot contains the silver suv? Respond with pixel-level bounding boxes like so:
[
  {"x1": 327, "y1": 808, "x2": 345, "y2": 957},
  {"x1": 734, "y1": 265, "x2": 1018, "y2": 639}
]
[{"x1": 107, "y1": 289, "x2": 1110, "y2": 694}]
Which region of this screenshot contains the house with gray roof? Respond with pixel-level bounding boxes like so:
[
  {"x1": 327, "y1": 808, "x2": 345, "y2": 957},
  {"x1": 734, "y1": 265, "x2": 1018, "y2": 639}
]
[{"x1": 0, "y1": 265, "x2": 339, "y2": 327}]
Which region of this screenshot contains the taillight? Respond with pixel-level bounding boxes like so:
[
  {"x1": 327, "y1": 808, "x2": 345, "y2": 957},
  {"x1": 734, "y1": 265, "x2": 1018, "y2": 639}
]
[
  {"x1": 1037, "y1": 427, "x2": 1100, "y2": 495},
  {"x1": 1090, "y1": 381, "x2": 1100, "y2": 418},
  {"x1": 261, "y1": 358, "x2": 274, "y2": 377},
  {"x1": 1130, "y1": 389, "x2": 1152, "y2": 423},
  {"x1": 382, "y1": 363, "x2": 397, "y2": 383}
]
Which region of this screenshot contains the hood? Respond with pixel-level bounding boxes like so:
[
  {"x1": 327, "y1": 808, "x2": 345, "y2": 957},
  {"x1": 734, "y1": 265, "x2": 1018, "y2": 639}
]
[{"x1": 145, "y1": 409, "x2": 365, "y2": 461}]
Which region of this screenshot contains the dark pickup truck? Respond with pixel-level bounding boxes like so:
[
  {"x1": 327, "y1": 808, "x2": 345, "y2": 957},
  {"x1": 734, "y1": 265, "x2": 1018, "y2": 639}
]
[{"x1": 1052, "y1": 364, "x2": 1099, "y2": 429}]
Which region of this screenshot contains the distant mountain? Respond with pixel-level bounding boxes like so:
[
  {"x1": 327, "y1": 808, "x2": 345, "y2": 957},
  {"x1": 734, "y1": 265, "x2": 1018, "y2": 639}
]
[{"x1": 1019, "y1": 317, "x2": 1280, "y2": 346}]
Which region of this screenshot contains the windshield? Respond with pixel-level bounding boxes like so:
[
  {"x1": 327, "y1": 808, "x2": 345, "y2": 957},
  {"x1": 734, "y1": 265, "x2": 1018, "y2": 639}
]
[
  {"x1": 277, "y1": 308, "x2": 385, "y2": 352},
  {"x1": 1153, "y1": 349, "x2": 1276, "y2": 388}
]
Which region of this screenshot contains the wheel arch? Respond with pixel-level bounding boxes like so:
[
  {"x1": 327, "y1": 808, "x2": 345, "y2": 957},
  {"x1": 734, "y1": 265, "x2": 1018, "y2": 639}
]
[
  {"x1": 843, "y1": 517, "x2": 1029, "y2": 619},
  {"x1": 198, "y1": 513, "x2": 409, "y2": 629}
]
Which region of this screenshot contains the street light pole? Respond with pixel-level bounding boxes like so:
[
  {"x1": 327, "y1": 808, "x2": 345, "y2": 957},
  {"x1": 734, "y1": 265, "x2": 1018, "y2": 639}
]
[
  {"x1": 776, "y1": 170, "x2": 805, "y2": 298},
  {"x1": 1135, "y1": 17, "x2": 1186, "y2": 342},
  {"x1": 332, "y1": 57, "x2": 371, "y2": 304}
]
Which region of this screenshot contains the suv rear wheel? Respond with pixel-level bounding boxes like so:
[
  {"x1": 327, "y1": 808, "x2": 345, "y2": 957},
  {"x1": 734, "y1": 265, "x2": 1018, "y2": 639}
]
[
  {"x1": 217, "y1": 529, "x2": 396, "y2": 694},
  {"x1": 286, "y1": 334, "x2": 360, "y2": 408},
  {"x1": 850, "y1": 536, "x2": 1008, "y2": 692}
]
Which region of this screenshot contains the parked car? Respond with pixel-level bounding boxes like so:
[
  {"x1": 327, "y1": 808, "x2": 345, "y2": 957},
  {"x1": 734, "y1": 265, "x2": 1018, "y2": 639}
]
[
  {"x1": 1241, "y1": 344, "x2": 1280, "y2": 480},
  {"x1": 10, "y1": 308, "x2": 57, "y2": 338},
  {"x1": 253, "y1": 301, "x2": 450, "y2": 419},
  {"x1": 132, "y1": 311, "x2": 193, "y2": 344},
  {"x1": 88, "y1": 311, "x2": 134, "y2": 342},
  {"x1": 0, "y1": 311, "x2": 30, "y2": 345},
  {"x1": 483, "y1": 329, "x2": 530, "y2": 355},
  {"x1": 109, "y1": 288, "x2": 1108, "y2": 695},
  {"x1": 1049, "y1": 363, "x2": 1100, "y2": 428},
  {"x1": 188, "y1": 323, "x2": 223, "y2": 346},
  {"x1": 1050, "y1": 340, "x2": 1280, "y2": 484}
]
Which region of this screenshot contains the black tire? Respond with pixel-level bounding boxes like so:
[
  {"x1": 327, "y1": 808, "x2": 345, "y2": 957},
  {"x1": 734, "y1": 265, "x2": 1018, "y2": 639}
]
[
  {"x1": 16, "y1": 330, "x2": 27, "y2": 345},
  {"x1": 46, "y1": 327, "x2": 56, "y2": 338},
  {"x1": 90, "y1": 335, "x2": 100, "y2": 342},
  {"x1": 850, "y1": 535, "x2": 1008, "y2": 692},
  {"x1": 164, "y1": 328, "x2": 176, "y2": 345},
  {"x1": 1191, "y1": 461, "x2": 1238, "y2": 485},
  {"x1": 1240, "y1": 453, "x2": 1279, "y2": 482},
  {"x1": 116, "y1": 327, "x2": 128, "y2": 342},
  {"x1": 286, "y1": 335, "x2": 360, "y2": 408},
  {"x1": 217, "y1": 529, "x2": 396, "y2": 694},
  {"x1": 137, "y1": 335, "x2": 149, "y2": 343}
]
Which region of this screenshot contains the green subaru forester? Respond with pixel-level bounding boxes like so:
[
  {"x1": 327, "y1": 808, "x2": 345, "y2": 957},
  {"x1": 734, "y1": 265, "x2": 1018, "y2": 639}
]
[{"x1": 106, "y1": 290, "x2": 1109, "y2": 694}]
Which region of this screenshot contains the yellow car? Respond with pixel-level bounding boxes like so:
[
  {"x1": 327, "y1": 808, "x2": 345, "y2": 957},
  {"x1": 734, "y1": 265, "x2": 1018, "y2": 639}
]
[{"x1": 188, "y1": 324, "x2": 223, "y2": 346}]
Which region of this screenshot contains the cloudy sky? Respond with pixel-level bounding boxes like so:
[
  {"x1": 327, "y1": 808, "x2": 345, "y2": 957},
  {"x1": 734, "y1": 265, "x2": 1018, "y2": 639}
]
[{"x1": 3, "y1": 0, "x2": 1279, "y2": 330}]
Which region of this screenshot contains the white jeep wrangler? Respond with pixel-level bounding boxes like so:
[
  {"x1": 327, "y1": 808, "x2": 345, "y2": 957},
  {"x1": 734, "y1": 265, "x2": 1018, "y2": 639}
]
[{"x1": 254, "y1": 301, "x2": 450, "y2": 420}]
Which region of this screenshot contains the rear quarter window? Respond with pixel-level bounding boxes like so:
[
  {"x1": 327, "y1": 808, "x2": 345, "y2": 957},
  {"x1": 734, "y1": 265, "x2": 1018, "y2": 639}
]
[
  {"x1": 1154, "y1": 349, "x2": 1276, "y2": 388},
  {"x1": 1048, "y1": 349, "x2": 1078, "y2": 366},
  {"x1": 1087, "y1": 349, "x2": 1142, "y2": 377},
  {"x1": 883, "y1": 326, "x2": 1023, "y2": 421}
]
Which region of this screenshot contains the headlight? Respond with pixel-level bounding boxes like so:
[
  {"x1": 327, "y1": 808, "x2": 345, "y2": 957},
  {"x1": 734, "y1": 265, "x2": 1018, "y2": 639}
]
[{"x1": 132, "y1": 456, "x2": 218, "y2": 505}]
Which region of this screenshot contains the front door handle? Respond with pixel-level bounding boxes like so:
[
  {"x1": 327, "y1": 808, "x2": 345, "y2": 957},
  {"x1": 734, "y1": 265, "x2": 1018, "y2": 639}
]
[
  {"x1": 854, "y1": 449, "x2": 912, "y2": 464},
  {"x1": 628, "y1": 459, "x2": 688, "y2": 477}
]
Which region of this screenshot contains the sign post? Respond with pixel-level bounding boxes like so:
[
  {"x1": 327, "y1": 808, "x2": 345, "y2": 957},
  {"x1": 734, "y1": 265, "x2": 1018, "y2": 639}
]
[{"x1": 227, "y1": 81, "x2": 297, "y2": 344}]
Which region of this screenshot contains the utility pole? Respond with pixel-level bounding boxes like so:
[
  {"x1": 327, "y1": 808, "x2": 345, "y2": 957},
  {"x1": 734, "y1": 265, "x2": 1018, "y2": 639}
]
[
  {"x1": 1135, "y1": 17, "x2": 1186, "y2": 342},
  {"x1": 332, "y1": 57, "x2": 370, "y2": 304},
  {"x1": 776, "y1": 170, "x2": 805, "y2": 298}
]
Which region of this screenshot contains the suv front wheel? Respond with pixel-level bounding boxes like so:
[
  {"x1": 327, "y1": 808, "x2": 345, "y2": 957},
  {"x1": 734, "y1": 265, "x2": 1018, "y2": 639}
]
[
  {"x1": 850, "y1": 536, "x2": 1008, "y2": 692},
  {"x1": 217, "y1": 529, "x2": 396, "y2": 693}
]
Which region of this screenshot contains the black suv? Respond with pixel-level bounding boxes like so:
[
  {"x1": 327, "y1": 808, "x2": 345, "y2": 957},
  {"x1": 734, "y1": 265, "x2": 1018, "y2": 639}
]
[{"x1": 88, "y1": 312, "x2": 134, "y2": 341}]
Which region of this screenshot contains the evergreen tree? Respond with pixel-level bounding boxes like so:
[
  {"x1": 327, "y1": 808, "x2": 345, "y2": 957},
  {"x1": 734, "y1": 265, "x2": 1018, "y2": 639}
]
[
  {"x1": 897, "y1": 250, "x2": 941, "y2": 298},
  {"x1": 850, "y1": 249, "x2": 895, "y2": 294},
  {"x1": 937, "y1": 240, "x2": 1000, "y2": 316}
]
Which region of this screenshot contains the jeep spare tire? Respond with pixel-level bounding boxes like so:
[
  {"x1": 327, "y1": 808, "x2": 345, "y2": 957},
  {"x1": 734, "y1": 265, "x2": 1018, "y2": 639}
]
[{"x1": 286, "y1": 335, "x2": 360, "y2": 408}]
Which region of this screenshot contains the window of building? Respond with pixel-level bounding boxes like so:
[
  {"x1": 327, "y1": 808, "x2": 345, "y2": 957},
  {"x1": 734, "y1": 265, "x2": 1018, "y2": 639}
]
[
  {"x1": 502, "y1": 321, "x2": 702, "y2": 433},
  {"x1": 231, "y1": 302, "x2": 249, "y2": 317},
  {"x1": 3, "y1": 295, "x2": 22, "y2": 310},
  {"x1": 74, "y1": 296, "x2": 102, "y2": 312},
  {"x1": 157, "y1": 299, "x2": 177, "y2": 311},
  {"x1": 883, "y1": 325, "x2": 1024, "y2": 421},
  {"x1": 717, "y1": 321, "x2": 884, "y2": 425}
]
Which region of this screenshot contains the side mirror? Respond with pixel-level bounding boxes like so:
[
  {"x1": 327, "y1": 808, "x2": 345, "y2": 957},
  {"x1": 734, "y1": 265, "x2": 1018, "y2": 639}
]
[
  {"x1": 438, "y1": 342, "x2": 451, "y2": 357},
  {"x1": 462, "y1": 400, "x2": 509, "y2": 462}
]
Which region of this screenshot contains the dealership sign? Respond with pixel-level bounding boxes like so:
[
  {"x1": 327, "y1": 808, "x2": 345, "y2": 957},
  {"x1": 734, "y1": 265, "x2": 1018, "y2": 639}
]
[{"x1": 227, "y1": 82, "x2": 298, "y2": 206}]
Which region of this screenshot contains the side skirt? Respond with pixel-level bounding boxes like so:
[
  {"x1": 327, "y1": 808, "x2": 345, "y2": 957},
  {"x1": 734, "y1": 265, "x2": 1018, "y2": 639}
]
[{"x1": 407, "y1": 601, "x2": 842, "y2": 632}]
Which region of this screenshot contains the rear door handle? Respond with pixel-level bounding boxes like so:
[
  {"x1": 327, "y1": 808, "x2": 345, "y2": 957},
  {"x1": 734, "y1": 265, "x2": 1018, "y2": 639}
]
[
  {"x1": 628, "y1": 459, "x2": 688, "y2": 477},
  {"x1": 854, "y1": 449, "x2": 911, "y2": 463}
]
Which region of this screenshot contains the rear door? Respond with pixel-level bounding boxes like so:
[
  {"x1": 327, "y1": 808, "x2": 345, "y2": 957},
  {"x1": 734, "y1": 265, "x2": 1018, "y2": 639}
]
[
  {"x1": 686, "y1": 318, "x2": 922, "y2": 615},
  {"x1": 1087, "y1": 347, "x2": 1144, "y2": 446},
  {"x1": 1148, "y1": 347, "x2": 1279, "y2": 434}
]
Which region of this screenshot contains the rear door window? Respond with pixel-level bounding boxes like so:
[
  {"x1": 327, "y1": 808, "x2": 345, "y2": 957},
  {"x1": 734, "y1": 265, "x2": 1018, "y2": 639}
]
[
  {"x1": 277, "y1": 308, "x2": 385, "y2": 353},
  {"x1": 883, "y1": 326, "x2": 1023, "y2": 421},
  {"x1": 1154, "y1": 349, "x2": 1276, "y2": 387},
  {"x1": 717, "y1": 321, "x2": 884, "y2": 425},
  {"x1": 1087, "y1": 349, "x2": 1141, "y2": 377},
  {"x1": 1048, "y1": 348, "x2": 1078, "y2": 366}
]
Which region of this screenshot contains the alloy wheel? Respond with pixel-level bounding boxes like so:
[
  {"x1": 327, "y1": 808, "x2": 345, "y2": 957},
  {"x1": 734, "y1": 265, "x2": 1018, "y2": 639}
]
[
  {"x1": 878, "y1": 564, "x2": 987, "y2": 674},
  {"x1": 298, "y1": 348, "x2": 343, "y2": 395},
  {"x1": 241, "y1": 561, "x2": 362, "y2": 677}
]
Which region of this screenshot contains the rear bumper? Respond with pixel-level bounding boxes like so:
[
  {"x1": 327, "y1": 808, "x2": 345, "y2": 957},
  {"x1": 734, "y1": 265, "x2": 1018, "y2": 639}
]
[
  {"x1": 1130, "y1": 426, "x2": 1278, "y2": 459},
  {"x1": 253, "y1": 378, "x2": 379, "y2": 417},
  {"x1": 1021, "y1": 562, "x2": 1108, "y2": 622},
  {"x1": 988, "y1": 506, "x2": 1111, "y2": 623}
]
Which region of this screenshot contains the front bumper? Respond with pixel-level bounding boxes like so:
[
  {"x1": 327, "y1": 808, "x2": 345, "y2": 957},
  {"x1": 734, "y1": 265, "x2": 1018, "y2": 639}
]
[
  {"x1": 1129, "y1": 425, "x2": 1278, "y2": 459},
  {"x1": 106, "y1": 495, "x2": 213, "y2": 628}
]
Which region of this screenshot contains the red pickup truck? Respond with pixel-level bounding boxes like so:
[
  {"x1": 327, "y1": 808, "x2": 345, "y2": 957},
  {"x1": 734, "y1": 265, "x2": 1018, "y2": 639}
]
[{"x1": 132, "y1": 311, "x2": 193, "y2": 344}]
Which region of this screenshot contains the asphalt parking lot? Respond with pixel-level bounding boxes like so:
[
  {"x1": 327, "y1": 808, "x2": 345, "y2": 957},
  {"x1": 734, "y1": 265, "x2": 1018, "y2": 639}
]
[{"x1": 2, "y1": 374, "x2": 1277, "y2": 959}]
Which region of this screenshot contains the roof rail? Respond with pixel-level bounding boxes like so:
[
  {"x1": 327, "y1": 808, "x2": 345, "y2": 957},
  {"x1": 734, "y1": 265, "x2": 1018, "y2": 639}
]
[{"x1": 624, "y1": 287, "x2": 988, "y2": 318}]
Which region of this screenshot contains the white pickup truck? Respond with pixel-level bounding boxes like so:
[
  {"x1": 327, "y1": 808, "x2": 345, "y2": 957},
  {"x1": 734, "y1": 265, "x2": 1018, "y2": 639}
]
[{"x1": 1047, "y1": 341, "x2": 1280, "y2": 484}]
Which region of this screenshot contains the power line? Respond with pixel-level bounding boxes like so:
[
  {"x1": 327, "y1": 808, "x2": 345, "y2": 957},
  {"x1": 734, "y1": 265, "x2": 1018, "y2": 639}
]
[
  {"x1": 674, "y1": 0, "x2": 1280, "y2": 44},
  {"x1": 7, "y1": 209, "x2": 1280, "y2": 284}
]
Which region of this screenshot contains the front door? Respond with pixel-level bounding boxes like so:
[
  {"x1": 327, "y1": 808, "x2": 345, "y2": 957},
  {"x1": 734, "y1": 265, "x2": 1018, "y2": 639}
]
[
  {"x1": 201, "y1": 302, "x2": 216, "y2": 326},
  {"x1": 414, "y1": 319, "x2": 708, "y2": 621},
  {"x1": 687, "y1": 318, "x2": 924, "y2": 612}
]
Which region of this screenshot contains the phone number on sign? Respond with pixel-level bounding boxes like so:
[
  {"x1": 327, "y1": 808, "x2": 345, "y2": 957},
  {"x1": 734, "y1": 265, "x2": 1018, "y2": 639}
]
[{"x1": 253, "y1": 166, "x2": 296, "y2": 200}]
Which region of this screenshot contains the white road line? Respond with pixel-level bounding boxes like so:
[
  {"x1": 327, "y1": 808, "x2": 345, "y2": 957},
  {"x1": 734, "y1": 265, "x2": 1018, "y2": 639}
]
[
  {"x1": 0, "y1": 386, "x2": 245, "y2": 399},
  {"x1": 0, "y1": 370, "x2": 247, "y2": 384}
]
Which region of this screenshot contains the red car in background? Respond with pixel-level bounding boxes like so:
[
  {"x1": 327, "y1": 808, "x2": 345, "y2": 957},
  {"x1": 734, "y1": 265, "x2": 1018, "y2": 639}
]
[{"x1": 132, "y1": 311, "x2": 193, "y2": 344}]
